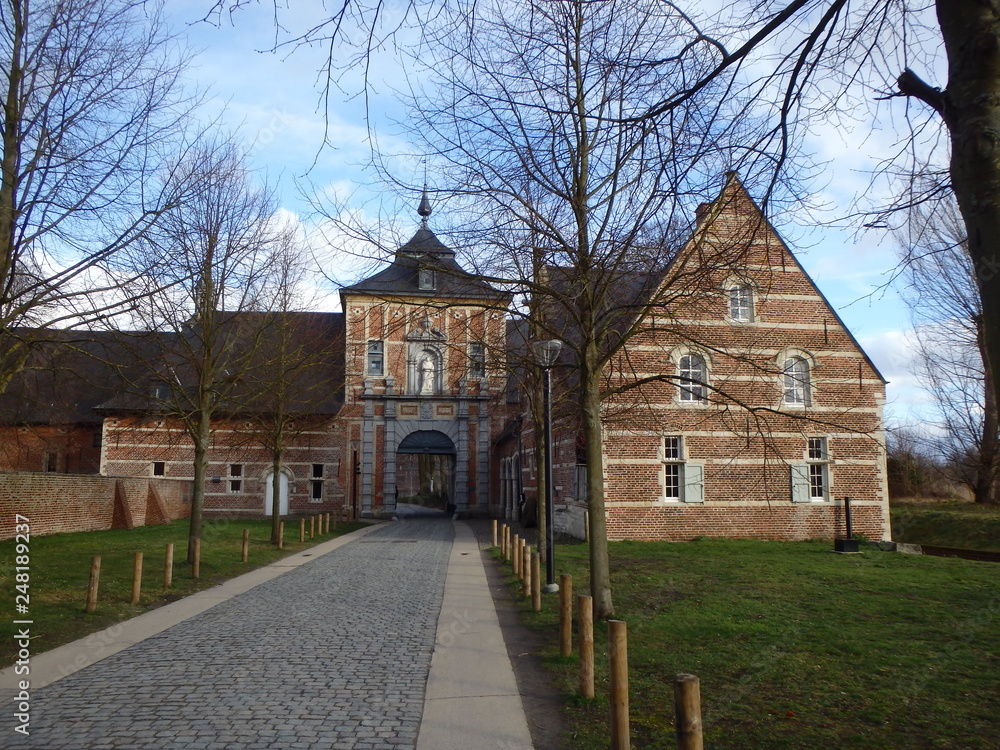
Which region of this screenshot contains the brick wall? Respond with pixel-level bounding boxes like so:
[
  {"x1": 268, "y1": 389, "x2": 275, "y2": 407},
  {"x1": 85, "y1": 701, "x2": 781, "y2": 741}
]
[
  {"x1": 604, "y1": 502, "x2": 886, "y2": 542},
  {"x1": 0, "y1": 424, "x2": 102, "y2": 474},
  {"x1": 0, "y1": 472, "x2": 191, "y2": 539},
  {"x1": 101, "y1": 416, "x2": 349, "y2": 518}
]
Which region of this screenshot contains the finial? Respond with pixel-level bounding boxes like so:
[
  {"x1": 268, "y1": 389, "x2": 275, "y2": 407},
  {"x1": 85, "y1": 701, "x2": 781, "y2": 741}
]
[{"x1": 417, "y1": 184, "x2": 432, "y2": 227}]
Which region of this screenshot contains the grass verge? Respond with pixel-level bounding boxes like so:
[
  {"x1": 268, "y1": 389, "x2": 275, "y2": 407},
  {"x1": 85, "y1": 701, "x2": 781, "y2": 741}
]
[
  {"x1": 891, "y1": 501, "x2": 1000, "y2": 551},
  {"x1": 501, "y1": 537, "x2": 1000, "y2": 750},
  {"x1": 2, "y1": 517, "x2": 365, "y2": 666}
]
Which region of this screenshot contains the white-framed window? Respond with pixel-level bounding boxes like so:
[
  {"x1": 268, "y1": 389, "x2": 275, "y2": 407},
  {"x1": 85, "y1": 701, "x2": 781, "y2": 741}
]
[
  {"x1": 791, "y1": 437, "x2": 829, "y2": 502},
  {"x1": 229, "y1": 464, "x2": 243, "y2": 493},
  {"x1": 311, "y1": 463, "x2": 324, "y2": 501},
  {"x1": 43, "y1": 452, "x2": 59, "y2": 472},
  {"x1": 152, "y1": 461, "x2": 166, "y2": 477},
  {"x1": 728, "y1": 284, "x2": 754, "y2": 322},
  {"x1": 678, "y1": 354, "x2": 708, "y2": 403},
  {"x1": 662, "y1": 436, "x2": 703, "y2": 503},
  {"x1": 783, "y1": 356, "x2": 812, "y2": 406},
  {"x1": 469, "y1": 341, "x2": 486, "y2": 379},
  {"x1": 418, "y1": 267, "x2": 436, "y2": 290},
  {"x1": 367, "y1": 340, "x2": 385, "y2": 377}
]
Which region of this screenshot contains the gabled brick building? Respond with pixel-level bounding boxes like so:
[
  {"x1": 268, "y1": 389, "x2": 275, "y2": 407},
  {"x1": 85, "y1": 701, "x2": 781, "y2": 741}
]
[
  {"x1": 1, "y1": 177, "x2": 890, "y2": 540},
  {"x1": 498, "y1": 174, "x2": 889, "y2": 541}
]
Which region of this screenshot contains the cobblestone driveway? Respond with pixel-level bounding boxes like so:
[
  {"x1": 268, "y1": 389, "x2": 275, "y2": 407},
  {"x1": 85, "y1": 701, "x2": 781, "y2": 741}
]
[{"x1": 10, "y1": 519, "x2": 454, "y2": 750}]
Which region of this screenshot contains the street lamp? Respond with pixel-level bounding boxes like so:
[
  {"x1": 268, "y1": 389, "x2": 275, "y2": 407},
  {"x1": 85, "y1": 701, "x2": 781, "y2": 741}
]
[{"x1": 531, "y1": 338, "x2": 563, "y2": 594}]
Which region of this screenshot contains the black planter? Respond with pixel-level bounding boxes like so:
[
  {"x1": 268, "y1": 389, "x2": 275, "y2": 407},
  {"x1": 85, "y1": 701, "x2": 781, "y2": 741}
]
[{"x1": 834, "y1": 538, "x2": 860, "y2": 553}]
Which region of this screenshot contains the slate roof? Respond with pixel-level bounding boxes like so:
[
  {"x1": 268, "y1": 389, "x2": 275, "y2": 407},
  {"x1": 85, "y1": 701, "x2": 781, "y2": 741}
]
[
  {"x1": 340, "y1": 224, "x2": 506, "y2": 301},
  {"x1": 0, "y1": 310, "x2": 346, "y2": 427},
  {"x1": 0, "y1": 329, "x2": 170, "y2": 425},
  {"x1": 95, "y1": 311, "x2": 346, "y2": 417}
]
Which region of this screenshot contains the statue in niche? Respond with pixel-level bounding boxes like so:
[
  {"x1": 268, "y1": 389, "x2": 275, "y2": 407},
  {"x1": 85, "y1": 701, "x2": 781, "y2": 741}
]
[{"x1": 419, "y1": 354, "x2": 436, "y2": 395}]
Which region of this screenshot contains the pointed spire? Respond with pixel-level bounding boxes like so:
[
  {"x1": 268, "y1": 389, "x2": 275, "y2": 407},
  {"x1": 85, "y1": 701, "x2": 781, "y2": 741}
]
[{"x1": 417, "y1": 184, "x2": 432, "y2": 228}]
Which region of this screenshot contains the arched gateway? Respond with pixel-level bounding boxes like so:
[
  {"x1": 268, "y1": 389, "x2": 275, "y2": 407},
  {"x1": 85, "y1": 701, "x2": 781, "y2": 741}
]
[{"x1": 395, "y1": 430, "x2": 455, "y2": 514}]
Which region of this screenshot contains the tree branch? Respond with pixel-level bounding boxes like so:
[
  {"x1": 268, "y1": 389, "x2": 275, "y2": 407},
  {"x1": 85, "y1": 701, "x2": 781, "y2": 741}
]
[{"x1": 897, "y1": 67, "x2": 946, "y2": 118}]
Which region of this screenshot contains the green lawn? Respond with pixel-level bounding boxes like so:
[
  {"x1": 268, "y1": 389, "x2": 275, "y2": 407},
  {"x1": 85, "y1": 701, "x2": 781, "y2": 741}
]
[
  {"x1": 2, "y1": 517, "x2": 364, "y2": 666},
  {"x1": 507, "y1": 538, "x2": 1000, "y2": 750},
  {"x1": 891, "y1": 500, "x2": 1000, "y2": 551}
]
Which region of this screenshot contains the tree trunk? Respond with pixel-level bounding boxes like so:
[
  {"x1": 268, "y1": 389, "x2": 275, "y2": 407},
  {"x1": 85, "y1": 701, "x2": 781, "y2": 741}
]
[
  {"x1": 975, "y1": 316, "x2": 1000, "y2": 504},
  {"x1": 581, "y1": 355, "x2": 614, "y2": 619},
  {"x1": 188, "y1": 415, "x2": 210, "y2": 563},
  {"x1": 936, "y1": 1, "x2": 1000, "y2": 451}
]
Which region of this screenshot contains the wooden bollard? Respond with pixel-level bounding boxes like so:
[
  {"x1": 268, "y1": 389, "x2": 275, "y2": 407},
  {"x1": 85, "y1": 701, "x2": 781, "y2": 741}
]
[
  {"x1": 522, "y1": 544, "x2": 532, "y2": 597},
  {"x1": 241, "y1": 528, "x2": 249, "y2": 563},
  {"x1": 512, "y1": 534, "x2": 521, "y2": 576},
  {"x1": 86, "y1": 555, "x2": 101, "y2": 613},
  {"x1": 492, "y1": 519, "x2": 498, "y2": 548},
  {"x1": 531, "y1": 551, "x2": 541, "y2": 611},
  {"x1": 578, "y1": 595, "x2": 595, "y2": 699},
  {"x1": 523, "y1": 537, "x2": 529, "y2": 576},
  {"x1": 674, "y1": 674, "x2": 704, "y2": 750},
  {"x1": 325, "y1": 512, "x2": 330, "y2": 534},
  {"x1": 278, "y1": 521, "x2": 284, "y2": 549},
  {"x1": 130, "y1": 552, "x2": 143, "y2": 605},
  {"x1": 559, "y1": 574, "x2": 573, "y2": 657},
  {"x1": 501, "y1": 525, "x2": 508, "y2": 559},
  {"x1": 299, "y1": 518, "x2": 305, "y2": 543},
  {"x1": 609, "y1": 620, "x2": 630, "y2": 750},
  {"x1": 193, "y1": 538, "x2": 201, "y2": 579},
  {"x1": 164, "y1": 543, "x2": 173, "y2": 589}
]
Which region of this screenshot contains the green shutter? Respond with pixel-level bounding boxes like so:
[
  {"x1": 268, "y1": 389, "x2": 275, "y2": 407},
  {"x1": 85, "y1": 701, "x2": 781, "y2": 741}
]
[
  {"x1": 683, "y1": 464, "x2": 704, "y2": 503},
  {"x1": 790, "y1": 464, "x2": 811, "y2": 503}
]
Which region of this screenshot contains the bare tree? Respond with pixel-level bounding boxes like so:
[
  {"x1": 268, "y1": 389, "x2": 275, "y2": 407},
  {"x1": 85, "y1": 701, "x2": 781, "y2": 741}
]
[
  {"x1": 127, "y1": 142, "x2": 286, "y2": 562},
  {"x1": 238, "y1": 241, "x2": 345, "y2": 544},
  {"x1": 377, "y1": 0, "x2": 789, "y2": 618},
  {"x1": 211, "y1": 0, "x2": 1000, "y2": 448},
  {"x1": 885, "y1": 423, "x2": 945, "y2": 500},
  {"x1": 899, "y1": 197, "x2": 999, "y2": 504},
  {"x1": 0, "y1": 0, "x2": 197, "y2": 390}
]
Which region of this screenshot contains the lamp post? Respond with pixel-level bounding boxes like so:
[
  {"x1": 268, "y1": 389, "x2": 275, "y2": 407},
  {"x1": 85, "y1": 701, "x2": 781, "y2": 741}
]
[{"x1": 532, "y1": 339, "x2": 563, "y2": 594}]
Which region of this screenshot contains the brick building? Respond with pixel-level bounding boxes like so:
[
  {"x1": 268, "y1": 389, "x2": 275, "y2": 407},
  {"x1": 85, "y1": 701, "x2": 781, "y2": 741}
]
[
  {"x1": 497, "y1": 174, "x2": 889, "y2": 541},
  {"x1": 1, "y1": 176, "x2": 889, "y2": 540}
]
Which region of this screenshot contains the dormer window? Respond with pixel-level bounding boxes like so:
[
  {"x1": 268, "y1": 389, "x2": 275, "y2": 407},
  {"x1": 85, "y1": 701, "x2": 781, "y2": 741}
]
[{"x1": 418, "y1": 267, "x2": 436, "y2": 291}]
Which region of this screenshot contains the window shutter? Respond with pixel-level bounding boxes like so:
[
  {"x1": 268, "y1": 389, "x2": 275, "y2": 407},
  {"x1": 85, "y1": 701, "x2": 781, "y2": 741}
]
[
  {"x1": 790, "y1": 464, "x2": 811, "y2": 503},
  {"x1": 683, "y1": 464, "x2": 704, "y2": 503}
]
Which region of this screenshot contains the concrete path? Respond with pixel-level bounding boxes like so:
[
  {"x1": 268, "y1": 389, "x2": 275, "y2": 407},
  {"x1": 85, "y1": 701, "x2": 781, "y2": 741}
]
[
  {"x1": 2, "y1": 519, "x2": 535, "y2": 749},
  {"x1": 417, "y1": 523, "x2": 534, "y2": 750}
]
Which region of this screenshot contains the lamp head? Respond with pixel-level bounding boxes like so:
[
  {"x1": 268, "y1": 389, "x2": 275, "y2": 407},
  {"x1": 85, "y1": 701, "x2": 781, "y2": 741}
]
[{"x1": 531, "y1": 339, "x2": 563, "y2": 367}]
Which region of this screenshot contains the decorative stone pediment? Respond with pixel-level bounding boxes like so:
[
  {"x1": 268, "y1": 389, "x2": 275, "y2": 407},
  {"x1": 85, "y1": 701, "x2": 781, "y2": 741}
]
[{"x1": 406, "y1": 315, "x2": 445, "y2": 341}]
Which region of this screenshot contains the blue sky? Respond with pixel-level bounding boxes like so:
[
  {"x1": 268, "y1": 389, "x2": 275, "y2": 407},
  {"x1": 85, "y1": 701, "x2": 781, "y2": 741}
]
[{"x1": 170, "y1": 1, "x2": 927, "y2": 426}]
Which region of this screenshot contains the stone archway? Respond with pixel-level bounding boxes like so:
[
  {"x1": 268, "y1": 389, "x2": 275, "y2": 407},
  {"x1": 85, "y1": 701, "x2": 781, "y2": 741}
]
[{"x1": 395, "y1": 430, "x2": 456, "y2": 515}]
